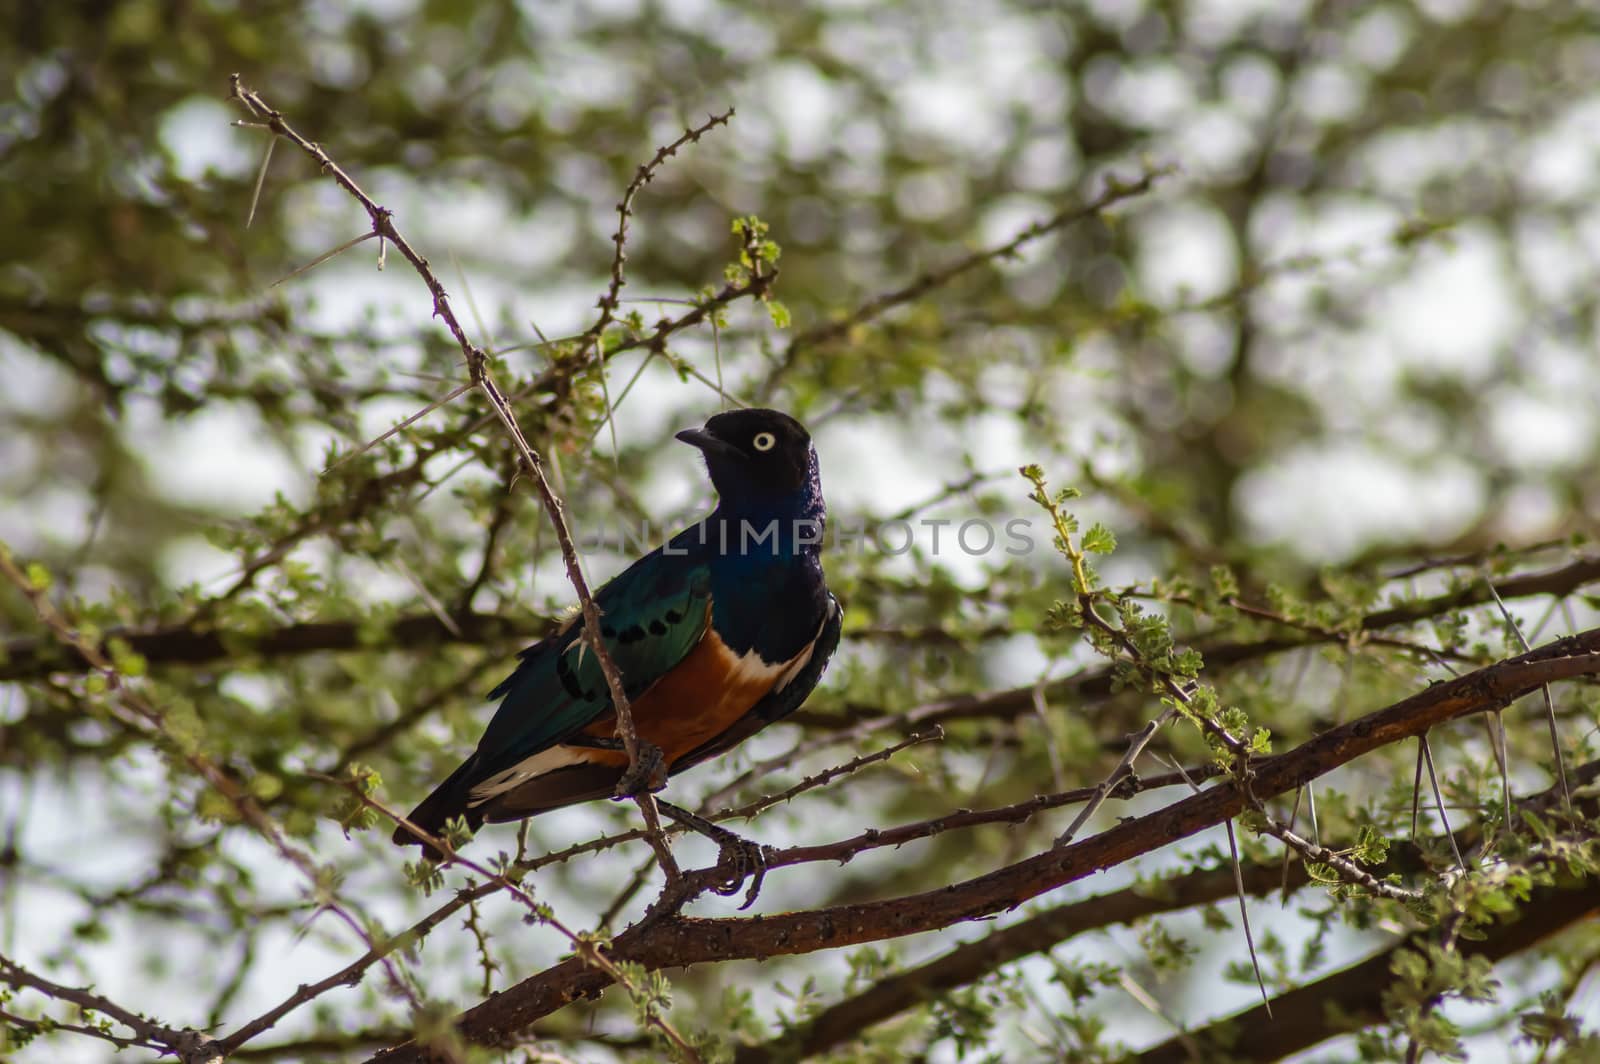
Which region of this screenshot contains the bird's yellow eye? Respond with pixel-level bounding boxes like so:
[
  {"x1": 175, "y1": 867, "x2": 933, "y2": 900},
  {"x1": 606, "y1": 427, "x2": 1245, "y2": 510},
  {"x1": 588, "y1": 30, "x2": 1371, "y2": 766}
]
[{"x1": 752, "y1": 432, "x2": 776, "y2": 452}]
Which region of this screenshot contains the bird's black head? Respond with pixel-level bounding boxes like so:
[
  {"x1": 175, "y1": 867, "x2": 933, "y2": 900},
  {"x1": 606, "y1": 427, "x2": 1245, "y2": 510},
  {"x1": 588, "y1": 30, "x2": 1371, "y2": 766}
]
[{"x1": 676, "y1": 408, "x2": 818, "y2": 504}]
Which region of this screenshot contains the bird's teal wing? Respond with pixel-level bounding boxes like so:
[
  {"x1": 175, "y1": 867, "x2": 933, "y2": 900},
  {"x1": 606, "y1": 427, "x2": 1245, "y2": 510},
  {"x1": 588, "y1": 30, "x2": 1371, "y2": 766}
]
[{"x1": 474, "y1": 548, "x2": 712, "y2": 772}]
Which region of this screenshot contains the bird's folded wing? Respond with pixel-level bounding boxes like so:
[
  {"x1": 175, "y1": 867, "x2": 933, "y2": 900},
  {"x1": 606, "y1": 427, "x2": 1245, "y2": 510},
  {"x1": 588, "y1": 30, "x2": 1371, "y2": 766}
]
[{"x1": 473, "y1": 551, "x2": 713, "y2": 770}]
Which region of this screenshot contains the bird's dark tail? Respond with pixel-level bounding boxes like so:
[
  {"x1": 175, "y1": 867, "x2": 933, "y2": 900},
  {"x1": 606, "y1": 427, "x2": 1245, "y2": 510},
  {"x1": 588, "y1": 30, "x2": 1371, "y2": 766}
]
[{"x1": 392, "y1": 755, "x2": 486, "y2": 860}]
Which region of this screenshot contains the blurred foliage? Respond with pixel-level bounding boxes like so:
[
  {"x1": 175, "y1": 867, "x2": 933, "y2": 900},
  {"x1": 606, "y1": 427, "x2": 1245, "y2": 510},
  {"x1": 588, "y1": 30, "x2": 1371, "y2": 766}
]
[{"x1": 2, "y1": 0, "x2": 1599, "y2": 1061}]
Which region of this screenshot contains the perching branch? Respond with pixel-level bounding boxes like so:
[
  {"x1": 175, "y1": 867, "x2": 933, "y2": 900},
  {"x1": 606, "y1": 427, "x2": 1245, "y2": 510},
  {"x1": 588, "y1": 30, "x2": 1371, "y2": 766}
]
[
  {"x1": 218, "y1": 728, "x2": 943, "y2": 1052},
  {"x1": 366, "y1": 628, "x2": 1600, "y2": 1062},
  {"x1": 734, "y1": 760, "x2": 1598, "y2": 1063}
]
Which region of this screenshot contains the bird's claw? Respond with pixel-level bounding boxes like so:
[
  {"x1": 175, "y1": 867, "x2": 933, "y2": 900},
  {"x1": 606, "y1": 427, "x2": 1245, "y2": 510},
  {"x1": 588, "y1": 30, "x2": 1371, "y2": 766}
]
[
  {"x1": 709, "y1": 832, "x2": 770, "y2": 910},
  {"x1": 614, "y1": 740, "x2": 668, "y2": 799},
  {"x1": 652, "y1": 798, "x2": 771, "y2": 908},
  {"x1": 1110, "y1": 769, "x2": 1143, "y2": 800}
]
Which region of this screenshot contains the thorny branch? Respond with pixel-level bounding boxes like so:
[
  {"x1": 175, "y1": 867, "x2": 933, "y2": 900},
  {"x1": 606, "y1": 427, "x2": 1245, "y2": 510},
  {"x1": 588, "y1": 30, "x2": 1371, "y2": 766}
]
[
  {"x1": 0, "y1": 953, "x2": 218, "y2": 1063},
  {"x1": 149, "y1": 98, "x2": 767, "y2": 621},
  {"x1": 273, "y1": 782, "x2": 706, "y2": 1064},
  {"x1": 733, "y1": 760, "x2": 1598, "y2": 1062},
  {"x1": 582, "y1": 108, "x2": 737, "y2": 358},
  {"x1": 762, "y1": 165, "x2": 1176, "y2": 391},
  {"x1": 227, "y1": 76, "x2": 686, "y2": 881},
  {"x1": 7, "y1": 540, "x2": 1593, "y2": 690},
  {"x1": 368, "y1": 630, "x2": 1600, "y2": 1061},
  {"x1": 0, "y1": 548, "x2": 416, "y2": 1059},
  {"x1": 220, "y1": 726, "x2": 943, "y2": 1051}
]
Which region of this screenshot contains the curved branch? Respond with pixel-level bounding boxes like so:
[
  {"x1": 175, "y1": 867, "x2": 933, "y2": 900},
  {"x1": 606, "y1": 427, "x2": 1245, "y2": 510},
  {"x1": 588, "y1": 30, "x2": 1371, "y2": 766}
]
[
  {"x1": 739, "y1": 760, "x2": 1600, "y2": 1061},
  {"x1": 0, "y1": 953, "x2": 222, "y2": 1064},
  {"x1": 367, "y1": 629, "x2": 1600, "y2": 1062}
]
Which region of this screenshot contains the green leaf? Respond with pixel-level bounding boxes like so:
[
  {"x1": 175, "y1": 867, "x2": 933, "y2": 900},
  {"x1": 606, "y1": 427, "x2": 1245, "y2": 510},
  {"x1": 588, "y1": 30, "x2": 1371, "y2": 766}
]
[{"x1": 1082, "y1": 523, "x2": 1117, "y2": 554}]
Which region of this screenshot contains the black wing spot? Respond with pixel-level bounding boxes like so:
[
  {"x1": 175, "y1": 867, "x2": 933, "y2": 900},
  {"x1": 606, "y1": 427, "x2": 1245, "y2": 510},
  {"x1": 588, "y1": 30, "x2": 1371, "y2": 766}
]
[
  {"x1": 663, "y1": 608, "x2": 684, "y2": 624},
  {"x1": 556, "y1": 652, "x2": 589, "y2": 699},
  {"x1": 648, "y1": 619, "x2": 668, "y2": 636},
  {"x1": 620, "y1": 625, "x2": 646, "y2": 644}
]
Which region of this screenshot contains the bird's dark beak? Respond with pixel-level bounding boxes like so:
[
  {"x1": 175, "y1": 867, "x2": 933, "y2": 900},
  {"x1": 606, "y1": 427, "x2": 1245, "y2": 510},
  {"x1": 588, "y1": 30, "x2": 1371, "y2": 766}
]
[{"x1": 675, "y1": 427, "x2": 741, "y2": 459}]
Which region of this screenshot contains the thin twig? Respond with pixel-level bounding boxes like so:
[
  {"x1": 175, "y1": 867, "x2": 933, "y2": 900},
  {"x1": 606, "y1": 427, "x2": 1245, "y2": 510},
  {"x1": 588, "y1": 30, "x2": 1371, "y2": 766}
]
[
  {"x1": 715, "y1": 728, "x2": 943, "y2": 822},
  {"x1": 582, "y1": 108, "x2": 736, "y2": 359},
  {"x1": 368, "y1": 639, "x2": 1600, "y2": 1060},
  {"x1": 1251, "y1": 808, "x2": 1422, "y2": 902},
  {"x1": 766, "y1": 164, "x2": 1175, "y2": 388},
  {"x1": 282, "y1": 780, "x2": 704, "y2": 1064},
  {"x1": 1054, "y1": 707, "x2": 1177, "y2": 846},
  {"x1": 0, "y1": 952, "x2": 222, "y2": 1064}
]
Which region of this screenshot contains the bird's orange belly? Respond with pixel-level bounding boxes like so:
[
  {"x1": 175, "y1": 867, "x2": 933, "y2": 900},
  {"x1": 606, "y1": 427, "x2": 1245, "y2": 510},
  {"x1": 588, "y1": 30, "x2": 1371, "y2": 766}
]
[{"x1": 578, "y1": 629, "x2": 778, "y2": 768}]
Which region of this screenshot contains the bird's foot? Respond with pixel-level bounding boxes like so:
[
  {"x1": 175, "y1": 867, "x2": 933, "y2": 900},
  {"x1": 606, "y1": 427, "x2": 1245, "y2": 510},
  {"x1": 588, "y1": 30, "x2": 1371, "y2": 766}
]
[
  {"x1": 1110, "y1": 768, "x2": 1143, "y2": 800},
  {"x1": 613, "y1": 740, "x2": 668, "y2": 799},
  {"x1": 655, "y1": 799, "x2": 770, "y2": 909},
  {"x1": 707, "y1": 829, "x2": 769, "y2": 908}
]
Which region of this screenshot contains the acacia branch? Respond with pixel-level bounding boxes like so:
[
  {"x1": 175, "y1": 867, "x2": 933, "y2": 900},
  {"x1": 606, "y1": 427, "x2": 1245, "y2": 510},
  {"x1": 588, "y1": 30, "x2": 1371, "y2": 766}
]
[
  {"x1": 0, "y1": 953, "x2": 220, "y2": 1064},
  {"x1": 110, "y1": 83, "x2": 762, "y2": 631},
  {"x1": 225, "y1": 730, "x2": 943, "y2": 1049},
  {"x1": 1137, "y1": 878, "x2": 1600, "y2": 1063},
  {"x1": 229, "y1": 76, "x2": 686, "y2": 878},
  {"x1": 582, "y1": 108, "x2": 736, "y2": 356},
  {"x1": 6, "y1": 555, "x2": 1592, "y2": 689},
  {"x1": 0, "y1": 609, "x2": 536, "y2": 682},
  {"x1": 785, "y1": 553, "x2": 1600, "y2": 738},
  {"x1": 366, "y1": 628, "x2": 1600, "y2": 1062},
  {"x1": 765, "y1": 165, "x2": 1175, "y2": 388},
  {"x1": 735, "y1": 758, "x2": 1600, "y2": 1063},
  {"x1": 248, "y1": 782, "x2": 705, "y2": 1063}
]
